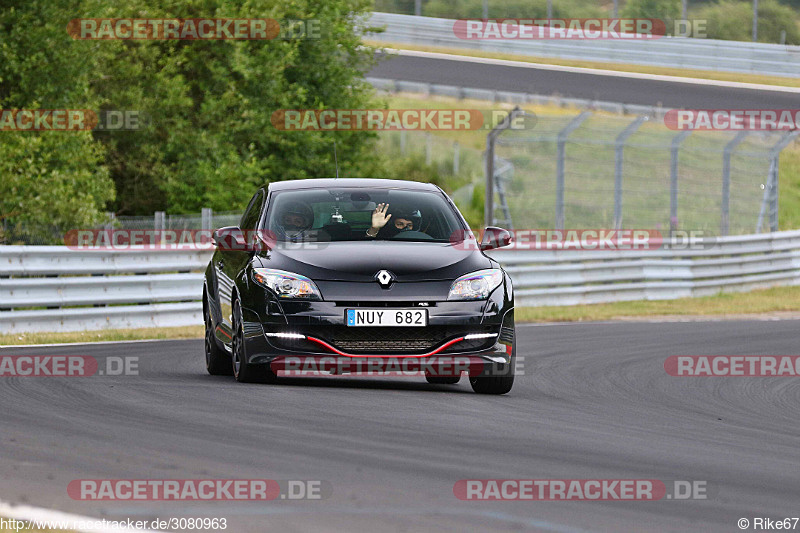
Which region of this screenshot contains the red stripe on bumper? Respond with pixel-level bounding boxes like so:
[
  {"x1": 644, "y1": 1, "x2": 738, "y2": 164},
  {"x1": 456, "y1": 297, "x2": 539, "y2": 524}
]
[{"x1": 305, "y1": 336, "x2": 466, "y2": 358}]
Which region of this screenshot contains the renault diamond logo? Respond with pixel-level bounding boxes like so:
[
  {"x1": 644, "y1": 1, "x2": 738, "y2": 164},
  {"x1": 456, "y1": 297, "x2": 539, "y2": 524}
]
[{"x1": 375, "y1": 270, "x2": 394, "y2": 288}]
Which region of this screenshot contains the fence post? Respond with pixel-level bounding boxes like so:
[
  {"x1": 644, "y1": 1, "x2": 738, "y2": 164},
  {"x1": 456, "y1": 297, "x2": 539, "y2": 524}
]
[
  {"x1": 201, "y1": 207, "x2": 213, "y2": 231},
  {"x1": 453, "y1": 141, "x2": 460, "y2": 175},
  {"x1": 556, "y1": 112, "x2": 591, "y2": 230},
  {"x1": 721, "y1": 131, "x2": 748, "y2": 236},
  {"x1": 425, "y1": 132, "x2": 432, "y2": 165},
  {"x1": 757, "y1": 130, "x2": 800, "y2": 232},
  {"x1": 669, "y1": 130, "x2": 692, "y2": 234},
  {"x1": 614, "y1": 116, "x2": 647, "y2": 230},
  {"x1": 485, "y1": 106, "x2": 526, "y2": 229},
  {"x1": 752, "y1": 0, "x2": 759, "y2": 42},
  {"x1": 154, "y1": 211, "x2": 165, "y2": 244}
]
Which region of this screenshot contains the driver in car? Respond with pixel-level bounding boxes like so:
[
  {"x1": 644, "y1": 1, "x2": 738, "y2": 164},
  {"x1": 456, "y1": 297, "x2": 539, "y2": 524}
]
[
  {"x1": 275, "y1": 201, "x2": 315, "y2": 241},
  {"x1": 365, "y1": 204, "x2": 421, "y2": 238}
]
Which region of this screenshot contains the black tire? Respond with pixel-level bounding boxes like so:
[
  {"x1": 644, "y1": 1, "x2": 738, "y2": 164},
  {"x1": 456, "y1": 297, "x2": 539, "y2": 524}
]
[
  {"x1": 470, "y1": 374, "x2": 513, "y2": 395},
  {"x1": 469, "y1": 348, "x2": 515, "y2": 395},
  {"x1": 204, "y1": 294, "x2": 232, "y2": 376},
  {"x1": 425, "y1": 374, "x2": 461, "y2": 385},
  {"x1": 231, "y1": 299, "x2": 277, "y2": 384}
]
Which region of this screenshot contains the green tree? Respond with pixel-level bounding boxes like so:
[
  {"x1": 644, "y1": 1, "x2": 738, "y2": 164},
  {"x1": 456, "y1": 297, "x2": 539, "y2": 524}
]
[
  {"x1": 424, "y1": 0, "x2": 604, "y2": 19},
  {"x1": 2, "y1": 0, "x2": 387, "y2": 235},
  {"x1": 693, "y1": 0, "x2": 800, "y2": 44},
  {"x1": 85, "y1": 0, "x2": 385, "y2": 214},
  {"x1": 0, "y1": 1, "x2": 115, "y2": 242},
  {"x1": 621, "y1": 0, "x2": 682, "y2": 34}
]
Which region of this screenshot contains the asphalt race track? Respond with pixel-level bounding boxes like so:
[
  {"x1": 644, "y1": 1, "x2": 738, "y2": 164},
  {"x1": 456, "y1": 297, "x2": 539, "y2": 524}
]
[
  {"x1": 369, "y1": 53, "x2": 800, "y2": 109},
  {"x1": 2, "y1": 319, "x2": 799, "y2": 532}
]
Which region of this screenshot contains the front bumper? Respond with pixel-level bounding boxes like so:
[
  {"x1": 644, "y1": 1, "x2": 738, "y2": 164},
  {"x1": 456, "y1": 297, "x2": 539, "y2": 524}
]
[{"x1": 239, "y1": 299, "x2": 515, "y2": 374}]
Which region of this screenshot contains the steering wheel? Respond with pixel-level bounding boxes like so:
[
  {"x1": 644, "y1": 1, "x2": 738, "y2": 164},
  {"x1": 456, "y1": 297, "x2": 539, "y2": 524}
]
[{"x1": 391, "y1": 230, "x2": 433, "y2": 240}]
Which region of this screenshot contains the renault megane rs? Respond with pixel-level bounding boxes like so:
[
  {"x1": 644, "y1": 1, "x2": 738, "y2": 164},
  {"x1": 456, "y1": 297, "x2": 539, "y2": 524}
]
[{"x1": 203, "y1": 178, "x2": 516, "y2": 394}]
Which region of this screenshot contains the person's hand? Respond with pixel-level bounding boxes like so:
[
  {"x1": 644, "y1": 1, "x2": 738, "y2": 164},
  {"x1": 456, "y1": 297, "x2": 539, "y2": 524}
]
[{"x1": 368, "y1": 203, "x2": 391, "y2": 236}]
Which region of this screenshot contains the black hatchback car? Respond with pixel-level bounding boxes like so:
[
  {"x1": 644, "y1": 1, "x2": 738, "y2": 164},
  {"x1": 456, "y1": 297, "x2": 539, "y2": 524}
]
[{"x1": 203, "y1": 178, "x2": 516, "y2": 394}]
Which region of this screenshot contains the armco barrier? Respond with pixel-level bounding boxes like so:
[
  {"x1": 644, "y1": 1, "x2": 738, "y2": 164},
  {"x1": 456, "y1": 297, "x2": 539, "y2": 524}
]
[
  {"x1": 2, "y1": 231, "x2": 800, "y2": 333},
  {"x1": 487, "y1": 230, "x2": 800, "y2": 306},
  {"x1": 368, "y1": 12, "x2": 800, "y2": 78},
  {"x1": 0, "y1": 246, "x2": 213, "y2": 334}
]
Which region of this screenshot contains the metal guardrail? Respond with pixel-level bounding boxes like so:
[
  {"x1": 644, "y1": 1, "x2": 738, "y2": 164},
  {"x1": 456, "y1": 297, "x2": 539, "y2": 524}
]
[
  {"x1": 0, "y1": 246, "x2": 212, "y2": 334},
  {"x1": 368, "y1": 12, "x2": 800, "y2": 78},
  {"x1": 2, "y1": 231, "x2": 800, "y2": 333},
  {"x1": 488, "y1": 230, "x2": 800, "y2": 306}
]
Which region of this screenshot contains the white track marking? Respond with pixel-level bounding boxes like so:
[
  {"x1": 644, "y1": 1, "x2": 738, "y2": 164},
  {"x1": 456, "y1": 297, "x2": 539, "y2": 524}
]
[
  {"x1": 0, "y1": 500, "x2": 162, "y2": 532},
  {"x1": 517, "y1": 315, "x2": 800, "y2": 326},
  {"x1": 0, "y1": 338, "x2": 192, "y2": 349}
]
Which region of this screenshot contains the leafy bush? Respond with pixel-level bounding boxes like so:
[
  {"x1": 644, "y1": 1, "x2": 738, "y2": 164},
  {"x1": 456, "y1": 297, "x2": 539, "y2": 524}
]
[
  {"x1": 1, "y1": 0, "x2": 387, "y2": 230},
  {"x1": 621, "y1": 0, "x2": 682, "y2": 34},
  {"x1": 424, "y1": 0, "x2": 604, "y2": 19},
  {"x1": 692, "y1": 0, "x2": 800, "y2": 43},
  {"x1": 0, "y1": 1, "x2": 115, "y2": 242}
]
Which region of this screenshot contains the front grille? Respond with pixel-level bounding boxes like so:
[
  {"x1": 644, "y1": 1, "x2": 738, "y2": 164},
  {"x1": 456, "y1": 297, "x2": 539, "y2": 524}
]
[
  {"x1": 331, "y1": 327, "x2": 442, "y2": 353},
  {"x1": 316, "y1": 326, "x2": 495, "y2": 354},
  {"x1": 265, "y1": 325, "x2": 498, "y2": 355}
]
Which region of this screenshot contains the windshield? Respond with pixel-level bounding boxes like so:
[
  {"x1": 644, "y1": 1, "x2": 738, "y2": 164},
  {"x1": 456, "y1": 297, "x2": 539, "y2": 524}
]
[{"x1": 264, "y1": 187, "x2": 466, "y2": 243}]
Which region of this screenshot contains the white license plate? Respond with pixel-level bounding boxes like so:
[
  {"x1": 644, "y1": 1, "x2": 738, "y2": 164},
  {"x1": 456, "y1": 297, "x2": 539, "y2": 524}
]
[{"x1": 346, "y1": 308, "x2": 428, "y2": 327}]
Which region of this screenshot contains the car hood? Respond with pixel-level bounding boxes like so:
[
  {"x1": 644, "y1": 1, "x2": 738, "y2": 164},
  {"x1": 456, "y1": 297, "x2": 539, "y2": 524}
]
[{"x1": 255, "y1": 241, "x2": 493, "y2": 282}]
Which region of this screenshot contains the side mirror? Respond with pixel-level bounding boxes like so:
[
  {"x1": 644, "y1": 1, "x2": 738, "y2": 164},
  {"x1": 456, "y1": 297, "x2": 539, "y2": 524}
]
[
  {"x1": 480, "y1": 226, "x2": 513, "y2": 251},
  {"x1": 212, "y1": 226, "x2": 248, "y2": 251}
]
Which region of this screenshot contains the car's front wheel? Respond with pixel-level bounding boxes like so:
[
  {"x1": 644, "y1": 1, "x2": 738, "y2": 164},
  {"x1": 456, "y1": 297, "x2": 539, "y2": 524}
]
[
  {"x1": 205, "y1": 294, "x2": 232, "y2": 376},
  {"x1": 469, "y1": 347, "x2": 514, "y2": 395},
  {"x1": 231, "y1": 298, "x2": 277, "y2": 384}
]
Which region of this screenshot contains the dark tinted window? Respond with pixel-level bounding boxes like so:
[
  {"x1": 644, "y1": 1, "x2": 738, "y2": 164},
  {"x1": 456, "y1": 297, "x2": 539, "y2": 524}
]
[
  {"x1": 264, "y1": 187, "x2": 465, "y2": 242},
  {"x1": 240, "y1": 190, "x2": 264, "y2": 230}
]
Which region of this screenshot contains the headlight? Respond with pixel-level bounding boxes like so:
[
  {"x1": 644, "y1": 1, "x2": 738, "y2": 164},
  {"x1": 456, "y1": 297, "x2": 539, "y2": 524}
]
[
  {"x1": 447, "y1": 269, "x2": 504, "y2": 301},
  {"x1": 252, "y1": 268, "x2": 322, "y2": 300}
]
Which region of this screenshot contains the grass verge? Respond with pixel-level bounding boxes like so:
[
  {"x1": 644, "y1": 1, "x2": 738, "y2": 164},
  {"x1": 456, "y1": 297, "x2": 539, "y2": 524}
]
[
  {"x1": 366, "y1": 41, "x2": 800, "y2": 89},
  {"x1": 515, "y1": 285, "x2": 800, "y2": 322},
  {"x1": 0, "y1": 325, "x2": 204, "y2": 347}
]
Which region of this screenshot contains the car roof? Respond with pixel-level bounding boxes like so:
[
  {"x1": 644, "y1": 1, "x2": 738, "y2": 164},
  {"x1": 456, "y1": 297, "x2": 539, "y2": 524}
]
[{"x1": 266, "y1": 178, "x2": 441, "y2": 192}]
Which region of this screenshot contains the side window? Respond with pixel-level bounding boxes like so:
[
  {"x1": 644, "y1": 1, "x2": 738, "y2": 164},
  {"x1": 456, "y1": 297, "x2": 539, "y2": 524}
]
[{"x1": 240, "y1": 190, "x2": 264, "y2": 230}]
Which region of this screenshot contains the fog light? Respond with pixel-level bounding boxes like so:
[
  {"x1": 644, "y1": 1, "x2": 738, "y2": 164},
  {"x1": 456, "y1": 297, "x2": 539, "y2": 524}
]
[{"x1": 265, "y1": 332, "x2": 306, "y2": 339}]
